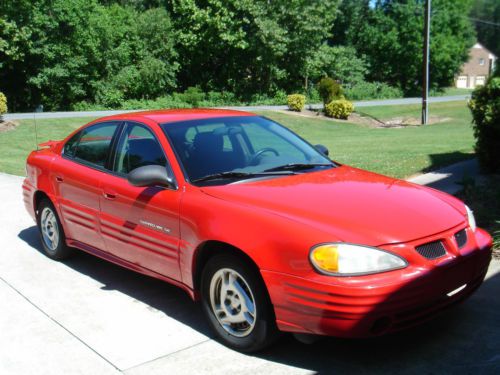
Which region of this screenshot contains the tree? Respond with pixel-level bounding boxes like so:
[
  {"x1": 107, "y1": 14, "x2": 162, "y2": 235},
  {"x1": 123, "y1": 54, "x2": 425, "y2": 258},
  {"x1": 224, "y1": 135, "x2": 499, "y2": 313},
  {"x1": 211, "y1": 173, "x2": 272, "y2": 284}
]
[
  {"x1": 168, "y1": 0, "x2": 340, "y2": 96},
  {"x1": 343, "y1": 0, "x2": 475, "y2": 94},
  {"x1": 470, "y1": 0, "x2": 500, "y2": 57},
  {"x1": 0, "y1": 0, "x2": 178, "y2": 110},
  {"x1": 306, "y1": 45, "x2": 368, "y2": 87}
]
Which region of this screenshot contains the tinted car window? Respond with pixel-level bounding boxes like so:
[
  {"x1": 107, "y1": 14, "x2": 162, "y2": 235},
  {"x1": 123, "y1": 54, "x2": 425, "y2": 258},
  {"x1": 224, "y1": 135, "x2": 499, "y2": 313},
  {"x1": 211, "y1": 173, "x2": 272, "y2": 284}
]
[
  {"x1": 114, "y1": 123, "x2": 167, "y2": 174},
  {"x1": 73, "y1": 123, "x2": 118, "y2": 168},
  {"x1": 162, "y1": 116, "x2": 332, "y2": 182},
  {"x1": 63, "y1": 132, "x2": 81, "y2": 157}
]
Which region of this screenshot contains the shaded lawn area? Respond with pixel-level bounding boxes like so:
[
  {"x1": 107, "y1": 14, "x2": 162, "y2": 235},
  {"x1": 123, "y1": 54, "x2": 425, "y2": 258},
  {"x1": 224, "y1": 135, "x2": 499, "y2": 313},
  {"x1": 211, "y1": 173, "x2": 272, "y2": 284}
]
[
  {"x1": 0, "y1": 101, "x2": 474, "y2": 179},
  {"x1": 458, "y1": 175, "x2": 500, "y2": 257}
]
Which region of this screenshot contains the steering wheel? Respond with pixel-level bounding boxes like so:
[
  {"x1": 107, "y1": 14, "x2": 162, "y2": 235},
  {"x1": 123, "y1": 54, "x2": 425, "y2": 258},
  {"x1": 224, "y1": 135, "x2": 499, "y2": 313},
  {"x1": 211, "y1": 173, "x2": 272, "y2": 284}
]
[{"x1": 249, "y1": 147, "x2": 280, "y2": 165}]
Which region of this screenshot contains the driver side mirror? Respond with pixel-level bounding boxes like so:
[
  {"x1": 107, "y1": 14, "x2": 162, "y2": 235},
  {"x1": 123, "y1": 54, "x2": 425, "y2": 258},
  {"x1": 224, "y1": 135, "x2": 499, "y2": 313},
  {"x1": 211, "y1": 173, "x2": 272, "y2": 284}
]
[
  {"x1": 127, "y1": 165, "x2": 176, "y2": 189},
  {"x1": 315, "y1": 144, "x2": 329, "y2": 156}
]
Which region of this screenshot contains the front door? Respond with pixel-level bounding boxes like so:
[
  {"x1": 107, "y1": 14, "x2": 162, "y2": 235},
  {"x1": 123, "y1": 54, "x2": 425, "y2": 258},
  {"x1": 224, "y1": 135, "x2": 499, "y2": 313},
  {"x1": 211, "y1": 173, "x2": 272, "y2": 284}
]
[{"x1": 99, "y1": 122, "x2": 181, "y2": 281}]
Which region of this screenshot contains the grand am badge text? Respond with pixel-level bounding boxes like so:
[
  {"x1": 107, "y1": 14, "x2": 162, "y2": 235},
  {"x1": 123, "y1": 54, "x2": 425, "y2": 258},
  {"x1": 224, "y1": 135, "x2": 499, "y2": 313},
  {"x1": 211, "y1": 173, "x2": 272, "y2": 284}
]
[{"x1": 139, "y1": 220, "x2": 171, "y2": 233}]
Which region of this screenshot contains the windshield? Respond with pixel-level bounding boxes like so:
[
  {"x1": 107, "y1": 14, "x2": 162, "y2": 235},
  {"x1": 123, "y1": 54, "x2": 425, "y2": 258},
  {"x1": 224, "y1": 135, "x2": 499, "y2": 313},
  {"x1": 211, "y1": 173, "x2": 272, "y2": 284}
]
[{"x1": 161, "y1": 116, "x2": 334, "y2": 185}]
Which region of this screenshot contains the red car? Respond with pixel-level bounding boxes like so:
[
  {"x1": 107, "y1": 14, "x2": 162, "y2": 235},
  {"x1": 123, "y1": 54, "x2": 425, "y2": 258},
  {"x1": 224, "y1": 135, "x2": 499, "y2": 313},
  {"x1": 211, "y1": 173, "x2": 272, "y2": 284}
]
[{"x1": 23, "y1": 109, "x2": 492, "y2": 352}]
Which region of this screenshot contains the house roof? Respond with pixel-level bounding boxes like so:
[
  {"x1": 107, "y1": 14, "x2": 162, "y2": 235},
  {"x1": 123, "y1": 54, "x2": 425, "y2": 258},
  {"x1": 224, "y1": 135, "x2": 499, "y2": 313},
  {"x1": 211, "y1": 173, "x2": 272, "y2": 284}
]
[{"x1": 472, "y1": 42, "x2": 497, "y2": 59}]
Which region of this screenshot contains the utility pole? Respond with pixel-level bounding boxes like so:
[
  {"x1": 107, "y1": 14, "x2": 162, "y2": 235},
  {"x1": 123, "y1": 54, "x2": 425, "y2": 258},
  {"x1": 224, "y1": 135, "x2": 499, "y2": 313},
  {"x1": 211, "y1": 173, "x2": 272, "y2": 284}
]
[{"x1": 422, "y1": 0, "x2": 431, "y2": 125}]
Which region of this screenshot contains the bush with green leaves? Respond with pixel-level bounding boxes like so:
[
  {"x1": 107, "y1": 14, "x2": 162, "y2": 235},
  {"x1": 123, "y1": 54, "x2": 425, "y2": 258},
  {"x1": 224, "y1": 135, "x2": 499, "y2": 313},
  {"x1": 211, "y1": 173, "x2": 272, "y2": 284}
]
[
  {"x1": 324, "y1": 99, "x2": 354, "y2": 119},
  {"x1": 468, "y1": 66, "x2": 500, "y2": 173},
  {"x1": 344, "y1": 81, "x2": 403, "y2": 100},
  {"x1": 0, "y1": 92, "x2": 7, "y2": 119},
  {"x1": 287, "y1": 94, "x2": 306, "y2": 112},
  {"x1": 174, "y1": 87, "x2": 205, "y2": 107},
  {"x1": 318, "y1": 77, "x2": 343, "y2": 105}
]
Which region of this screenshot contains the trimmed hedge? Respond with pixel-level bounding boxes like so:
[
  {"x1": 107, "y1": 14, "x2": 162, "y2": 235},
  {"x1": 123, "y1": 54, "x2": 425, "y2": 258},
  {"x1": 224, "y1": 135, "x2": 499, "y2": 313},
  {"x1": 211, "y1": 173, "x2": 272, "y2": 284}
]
[
  {"x1": 0, "y1": 92, "x2": 7, "y2": 118},
  {"x1": 324, "y1": 99, "x2": 354, "y2": 119},
  {"x1": 468, "y1": 67, "x2": 500, "y2": 173},
  {"x1": 287, "y1": 94, "x2": 306, "y2": 112}
]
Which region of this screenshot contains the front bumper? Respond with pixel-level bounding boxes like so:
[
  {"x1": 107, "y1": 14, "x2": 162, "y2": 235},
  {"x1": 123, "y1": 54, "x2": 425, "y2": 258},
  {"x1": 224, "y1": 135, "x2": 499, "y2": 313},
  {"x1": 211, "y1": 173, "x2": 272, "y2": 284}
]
[{"x1": 262, "y1": 228, "x2": 492, "y2": 337}]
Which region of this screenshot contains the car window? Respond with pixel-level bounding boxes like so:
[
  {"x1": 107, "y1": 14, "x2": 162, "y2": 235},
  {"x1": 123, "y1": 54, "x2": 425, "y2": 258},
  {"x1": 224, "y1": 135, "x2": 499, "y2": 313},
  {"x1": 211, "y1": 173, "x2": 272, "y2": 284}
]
[
  {"x1": 63, "y1": 132, "x2": 81, "y2": 157},
  {"x1": 73, "y1": 122, "x2": 118, "y2": 168},
  {"x1": 114, "y1": 122, "x2": 167, "y2": 175},
  {"x1": 242, "y1": 122, "x2": 306, "y2": 160},
  {"x1": 185, "y1": 124, "x2": 233, "y2": 151},
  {"x1": 162, "y1": 116, "x2": 332, "y2": 183}
]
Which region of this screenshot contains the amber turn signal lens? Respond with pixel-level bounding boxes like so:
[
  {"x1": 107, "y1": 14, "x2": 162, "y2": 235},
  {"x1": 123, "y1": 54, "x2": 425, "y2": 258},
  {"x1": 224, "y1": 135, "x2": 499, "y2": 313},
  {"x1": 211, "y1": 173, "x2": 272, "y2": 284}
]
[{"x1": 310, "y1": 244, "x2": 339, "y2": 272}]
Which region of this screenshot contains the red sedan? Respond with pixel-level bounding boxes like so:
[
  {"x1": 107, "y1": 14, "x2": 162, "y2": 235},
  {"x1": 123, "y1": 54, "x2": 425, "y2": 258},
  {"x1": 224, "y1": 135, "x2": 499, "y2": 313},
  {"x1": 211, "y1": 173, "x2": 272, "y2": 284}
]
[{"x1": 23, "y1": 109, "x2": 492, "y2": 352}]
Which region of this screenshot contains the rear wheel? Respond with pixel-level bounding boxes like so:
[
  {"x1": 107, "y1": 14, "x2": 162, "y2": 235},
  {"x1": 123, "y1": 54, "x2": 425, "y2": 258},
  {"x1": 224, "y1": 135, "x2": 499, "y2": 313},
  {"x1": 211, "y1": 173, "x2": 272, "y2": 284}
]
[
  {"x1": 36, "y1": 199, "x2": 73, "y2": 260},
  {"x1": 201, "y1": 254, "x2": 278, "y2": 352}
]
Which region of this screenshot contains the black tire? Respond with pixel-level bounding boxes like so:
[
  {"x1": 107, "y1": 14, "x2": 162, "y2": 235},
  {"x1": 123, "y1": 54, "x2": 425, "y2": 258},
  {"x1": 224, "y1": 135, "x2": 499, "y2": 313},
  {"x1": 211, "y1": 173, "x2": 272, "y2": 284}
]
[
  {"x1": 36, "y1": 198, "x2": 74, "y2": 260},
  {"x1": 200, "y1": 253, "x2": 279, "y2": 352}
]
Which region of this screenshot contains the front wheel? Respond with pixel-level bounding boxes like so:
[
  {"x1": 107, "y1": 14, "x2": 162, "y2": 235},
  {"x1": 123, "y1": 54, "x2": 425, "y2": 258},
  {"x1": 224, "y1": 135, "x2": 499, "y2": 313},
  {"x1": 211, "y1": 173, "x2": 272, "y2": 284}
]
[{"x1": 200, "y1": 254, "x2": 278, "y2": 352}]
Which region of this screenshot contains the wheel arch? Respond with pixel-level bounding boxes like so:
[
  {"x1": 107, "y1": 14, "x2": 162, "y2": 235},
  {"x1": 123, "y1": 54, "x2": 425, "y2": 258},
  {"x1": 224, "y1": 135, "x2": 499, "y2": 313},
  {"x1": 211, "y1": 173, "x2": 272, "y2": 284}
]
[
  {"x1": 33, "y1": 190, "x2": 51, "y2": 215},
  {"x1": 192, "y1": 240, "x2": 263, "y2": 293}
]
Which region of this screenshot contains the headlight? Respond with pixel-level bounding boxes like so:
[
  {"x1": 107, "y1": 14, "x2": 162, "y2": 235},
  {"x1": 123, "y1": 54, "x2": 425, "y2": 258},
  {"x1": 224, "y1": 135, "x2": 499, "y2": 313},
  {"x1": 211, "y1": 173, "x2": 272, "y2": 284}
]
[
  {"x1": 465, "y1": 205, "x2": 476, "y2": 232},
  {"x1": 310, "y1": 243, "x2": 407, "y2": 276}
]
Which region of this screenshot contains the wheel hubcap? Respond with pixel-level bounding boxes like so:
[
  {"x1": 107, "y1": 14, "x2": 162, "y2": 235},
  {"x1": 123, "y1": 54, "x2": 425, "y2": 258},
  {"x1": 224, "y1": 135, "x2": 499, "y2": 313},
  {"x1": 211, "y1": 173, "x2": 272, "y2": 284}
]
[
  {"x1": 41, "y1": 207, "x2": 59, "y2": 251},
  {"x1": 209, "y1": 268, "x2": 256, "y2": 337}
]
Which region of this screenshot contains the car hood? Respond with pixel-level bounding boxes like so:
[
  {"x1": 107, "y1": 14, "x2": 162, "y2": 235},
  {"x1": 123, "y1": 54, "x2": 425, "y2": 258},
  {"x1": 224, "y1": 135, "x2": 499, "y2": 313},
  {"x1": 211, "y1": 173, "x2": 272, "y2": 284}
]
[{"x1": 200, "y1": 166, "x2": 466, "y2": 246}]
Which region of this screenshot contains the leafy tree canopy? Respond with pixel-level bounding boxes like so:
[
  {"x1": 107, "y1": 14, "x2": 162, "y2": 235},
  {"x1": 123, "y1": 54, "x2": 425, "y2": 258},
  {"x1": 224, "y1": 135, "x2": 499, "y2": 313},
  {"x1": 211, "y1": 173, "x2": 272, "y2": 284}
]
[{"x1": 0, "y1": 0, "x2": 481, "y2": 110}]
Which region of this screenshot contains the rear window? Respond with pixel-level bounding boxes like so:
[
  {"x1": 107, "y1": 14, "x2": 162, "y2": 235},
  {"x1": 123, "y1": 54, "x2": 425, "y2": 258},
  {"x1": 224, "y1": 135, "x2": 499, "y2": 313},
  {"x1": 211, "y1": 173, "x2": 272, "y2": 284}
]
[{"x1": 64, "y1": 122, "x2": 119, "y2": 168}]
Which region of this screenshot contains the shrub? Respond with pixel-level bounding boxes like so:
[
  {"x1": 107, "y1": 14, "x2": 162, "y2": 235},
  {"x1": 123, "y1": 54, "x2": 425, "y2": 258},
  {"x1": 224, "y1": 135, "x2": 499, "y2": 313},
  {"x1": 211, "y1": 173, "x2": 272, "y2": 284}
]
[
  {"x1": 287, "y1": 94, "x2": 306, "y2": 112},
  {"x1": 206, "y1": 91, "x2": 238, "y2": 106},
  {"x1": 318, "y1": 77, "x2": 343, "y2": 105},
  {"x1": 249, "y1": 90, "x2": 288, "y2": 105},
  {"x1": 95, "y1": 84, "x2": 124, "y2": 108},
  {"x1": 306, "y1": 86, "x2": 321, "y2": 103},
  {"x1": 344, "y1": 81, "x2": 403, "y2": 100},
  {"x1": 175, "y1": 86, "x2": 205, "y2": 107},
  {"x1": 324, "y1": 99, "x2": 354, "y2": 119},
  {"x1": 72, "y1": 101, "x2": 109, "y2": 111},
  {"x1": 0, "y1": 92, "x2": 8, "y2": 119},
  {"x1": 468, "y1": 66, "x2": 500, "y2": 173}
]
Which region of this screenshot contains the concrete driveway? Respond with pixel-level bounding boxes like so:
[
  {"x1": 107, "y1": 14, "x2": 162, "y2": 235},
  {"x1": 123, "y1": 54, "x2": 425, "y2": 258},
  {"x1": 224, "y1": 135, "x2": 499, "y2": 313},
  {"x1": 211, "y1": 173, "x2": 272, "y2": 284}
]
[{"x1": 1, "y1": 172, "x2": 499, "y2": 374}]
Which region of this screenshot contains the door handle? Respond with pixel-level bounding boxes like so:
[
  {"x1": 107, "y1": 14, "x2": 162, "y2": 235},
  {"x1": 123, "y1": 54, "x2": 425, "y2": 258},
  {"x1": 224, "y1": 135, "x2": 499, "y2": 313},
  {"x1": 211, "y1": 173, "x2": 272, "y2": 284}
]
[
  {"x1": 55, "y1": 175, "x2": 64, "y2": 182},
  {"x1": 103, "y1": 191, "x2": 117, "y2": 200}
]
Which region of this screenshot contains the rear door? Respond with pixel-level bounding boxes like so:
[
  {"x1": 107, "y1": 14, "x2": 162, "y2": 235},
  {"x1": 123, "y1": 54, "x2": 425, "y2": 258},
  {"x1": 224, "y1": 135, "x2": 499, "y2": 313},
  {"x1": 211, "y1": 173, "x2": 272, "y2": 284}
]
[
  {"x1": 54, "y1": 121, "x2": 121, "y2": 250},
  {"x1": 99, "y1": 121, "x2": 182, "y2": 280}
]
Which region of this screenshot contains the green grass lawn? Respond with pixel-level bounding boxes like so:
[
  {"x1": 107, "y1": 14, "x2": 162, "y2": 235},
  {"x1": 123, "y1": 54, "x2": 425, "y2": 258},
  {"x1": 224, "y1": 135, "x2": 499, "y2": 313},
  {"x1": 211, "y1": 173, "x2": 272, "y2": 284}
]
[
  {"x1": 259, "y1": 101, "x2": 474, "y2": 178},
  {"x1": 437, "y1": 87, "x2": 474, "y2": 97},
  {"x1": 0, "y1": 117, "x2": 96, "y2": 175},
  {"x1": 0, "y1": 101, "x2": 474, "y2": 178}
]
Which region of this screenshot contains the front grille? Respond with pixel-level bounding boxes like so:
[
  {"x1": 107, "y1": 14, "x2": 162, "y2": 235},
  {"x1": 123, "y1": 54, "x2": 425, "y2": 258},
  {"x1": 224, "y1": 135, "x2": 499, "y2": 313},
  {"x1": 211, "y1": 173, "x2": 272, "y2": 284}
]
[
  {"x1": 415, "y1": 240, "x2": 447, "y2": 259},
  {"x1": 454, "y1": 229, "x2": 468, "y2": 249}
]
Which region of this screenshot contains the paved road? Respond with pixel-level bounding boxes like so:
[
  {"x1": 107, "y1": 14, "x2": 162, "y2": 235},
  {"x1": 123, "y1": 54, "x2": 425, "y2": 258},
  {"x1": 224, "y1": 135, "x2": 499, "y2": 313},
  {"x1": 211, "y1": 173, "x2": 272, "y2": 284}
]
[
  {"x1": 3, "y1": 95, "x2": 470, "y2": 121},
  {"x1": 1, "y1": 169, "x2": 499, "y2": 375}
]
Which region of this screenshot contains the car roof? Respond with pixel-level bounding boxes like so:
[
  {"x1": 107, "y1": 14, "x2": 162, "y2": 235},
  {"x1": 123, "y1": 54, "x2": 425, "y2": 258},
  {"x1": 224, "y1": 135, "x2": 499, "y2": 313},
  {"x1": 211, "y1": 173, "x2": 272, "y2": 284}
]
[{"x1": 96, "y1": 108, "x2": 256, "y2": 125}]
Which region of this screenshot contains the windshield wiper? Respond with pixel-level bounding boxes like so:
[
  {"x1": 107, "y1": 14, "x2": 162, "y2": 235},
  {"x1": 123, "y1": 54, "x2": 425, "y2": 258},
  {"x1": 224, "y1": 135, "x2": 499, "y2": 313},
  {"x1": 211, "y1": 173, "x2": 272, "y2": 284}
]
[
  {"x1": 263, "y1": 163, "x2": 334, "y2": 172},
  {"x1": 191, "y1": 171, "x2": 295, "y2": 183}
]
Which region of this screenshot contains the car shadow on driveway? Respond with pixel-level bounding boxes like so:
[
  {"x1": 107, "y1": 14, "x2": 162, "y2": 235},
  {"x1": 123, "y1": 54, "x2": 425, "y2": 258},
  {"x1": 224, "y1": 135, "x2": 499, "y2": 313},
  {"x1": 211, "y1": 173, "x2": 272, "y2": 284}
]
[
  {"x1": 255, "y1": 267, "x2": 500, "y2": 374},
  {"x1": 18, "y1": 226, "x2": 500, "y2": 374},
  {"x1": 18, "y1": 226, "x2": 212, "y2": 337}
]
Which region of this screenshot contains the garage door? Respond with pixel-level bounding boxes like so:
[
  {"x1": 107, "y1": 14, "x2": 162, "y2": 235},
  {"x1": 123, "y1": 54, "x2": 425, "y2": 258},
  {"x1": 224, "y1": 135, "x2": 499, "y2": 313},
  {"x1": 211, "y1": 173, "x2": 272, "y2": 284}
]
[
  {"x1": 456, "y1": 76, "x2": 468, "y2": 88},
  {"x1": 475, "y1": 76, "x2": 486, "y2": 87}
]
